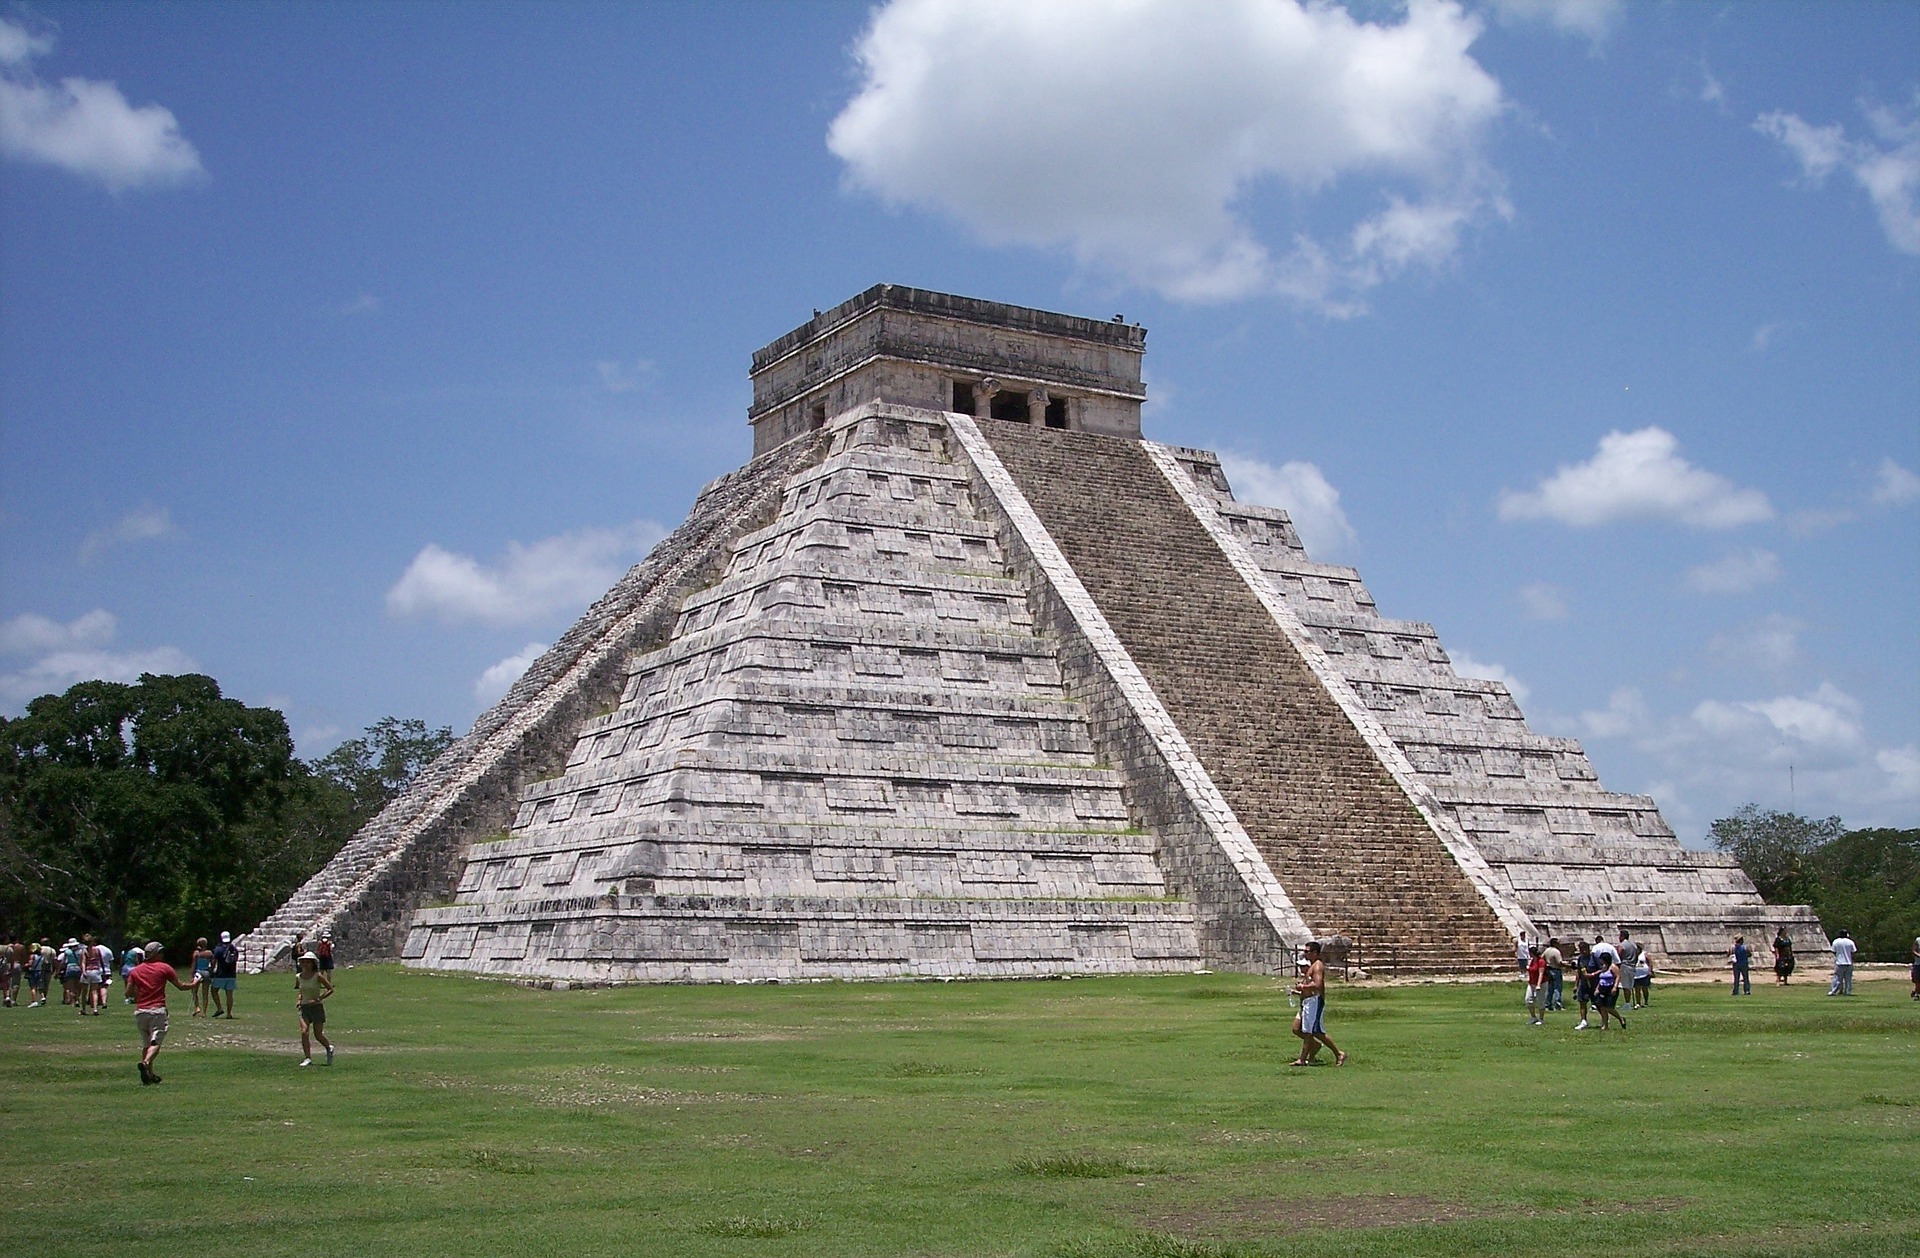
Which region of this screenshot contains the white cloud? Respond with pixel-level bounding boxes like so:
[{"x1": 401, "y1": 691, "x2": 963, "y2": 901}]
[
  {"x1": 337, "y1": 293, "x2": 380, "y2": 316},
  {"x1": 1757, "y1": 96, "x2": 1920, "y2": 256},
  {"x1": 1582, "y1": 680, "x2": 1919, "y2": 828},
  {"x1": 0, "y1": 608, "x2": 117, "y2": 656},
  {"x1": 1497, "y1": 427, "x2": 1773, "y2": 529},
  {"x1": 1871, "y1": 457, "x2": 1920, "y2": 506},
  {"x1": 1219, "y1": 453, "x2": 1358, "y2": 558},
  {"x1": 474, "y1": 642, "x2": 547, "y2": 705},
  {"x1": 1748, "y1": 321, "x2": 1795, "y2": 352},
  {"x1": 1517, "y1": 582, "x2": 1568, "y2": 622},
  {"x1": 386, "y1": 519, "x2": 666, "y2": 626},
  {"x1": 1685, "y1": 548, "x2": 1782, "y2": 596},
  {"x1": 828, "y1": 0, "x2": 1507, "y2": 311},
  {"x1": 1450, "y1": 651, "x2": 1529, "y2": 704},
  {"x1": 1483, "y1": 0, "x2": 1623, "y2": 43},
  {"x1": 0, "y1": 17, "x2": 204, "y2": 192},
  {"x1": 0, "y1": 608, "x2": 194, "y2": 712},
  {"x1": 79, "y1": 502, "x2": 177, "y2": 562},
  {"x1": 1699, "y1": 68, "x2": 1726, "y2": 109},
  {"x1": 1707, "y1": 613, "x2": 1801, "y2": 673},
  {"x1": 1578, "y1": 686, "x2": 1651, "y2": 740}
]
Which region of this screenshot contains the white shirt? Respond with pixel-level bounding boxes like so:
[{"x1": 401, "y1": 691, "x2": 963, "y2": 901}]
[
  {"x1": 1591, "y1": 943, "x2": 1619, "y2": 965},
  {"x1": 1831, "y1": 937, "x2": 1857, "y2": 965}
]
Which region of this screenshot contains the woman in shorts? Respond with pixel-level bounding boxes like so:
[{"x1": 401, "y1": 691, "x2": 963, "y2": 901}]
[
  {"x1": 77, "y1": 937, "x2": 105, "y2": 1015},
  {"x1": 293, "y1": 951, "x2": 334, "y2": 1067},
  {"x1": 190, "y1": 938, "x2": 214, "y2": 1016},
  {"x1": 1633, "y1": 949, "x2": 1652, "y2": 1007}
]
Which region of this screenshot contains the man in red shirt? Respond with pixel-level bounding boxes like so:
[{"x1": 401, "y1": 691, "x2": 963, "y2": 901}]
[{"x1": 126, "y1": 941, "x2": 197, "y2": 1085}]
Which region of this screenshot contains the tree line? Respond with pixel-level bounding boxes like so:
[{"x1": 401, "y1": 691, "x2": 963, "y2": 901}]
[
  {"x1": 0, "y1": 673, "x2": 451, "y2": 959},
  {"x1": 1711, "y1": 804, "x2": 1919, "y2": 961}
]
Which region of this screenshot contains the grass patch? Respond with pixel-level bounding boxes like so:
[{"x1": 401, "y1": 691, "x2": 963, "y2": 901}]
[
  {"x1": 1016, "y1": 1154, "x2": 1159, "y2": 1179},
  {"x1": 1, "y1": 967, "x2": 1914, "y2": 1257}
]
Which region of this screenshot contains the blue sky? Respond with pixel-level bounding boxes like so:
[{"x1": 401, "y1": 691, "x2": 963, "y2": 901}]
[{"x1": 2, "y1": 0, "x2": 1915, "y2": 842}]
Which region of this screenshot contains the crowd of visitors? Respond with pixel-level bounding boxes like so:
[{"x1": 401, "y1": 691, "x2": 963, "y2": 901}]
[
  {"x1": 1515, "y1": 925, "x2": 1894, "y2": 1025},
  {"x1": 2, "y1": 930, "x2": 340, "y2": 1081}
]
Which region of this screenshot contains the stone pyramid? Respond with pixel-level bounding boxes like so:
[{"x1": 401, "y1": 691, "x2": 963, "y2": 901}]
[{"x1": 243, "y1": 285, "x2": 1827, "y2": 979}]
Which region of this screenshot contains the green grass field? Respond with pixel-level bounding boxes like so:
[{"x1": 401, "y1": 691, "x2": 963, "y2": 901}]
[{"x1": 2, "y1": 966, "x2": 1914, "y2": 1257}]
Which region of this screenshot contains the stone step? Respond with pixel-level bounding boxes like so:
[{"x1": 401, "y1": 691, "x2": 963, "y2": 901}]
[{"x1": 983, "y1": 424, "x2": 1515, "y2": 969}]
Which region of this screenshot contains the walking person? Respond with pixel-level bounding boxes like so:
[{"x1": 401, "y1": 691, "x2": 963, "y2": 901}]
[
  {"x1": 190, "y1": 938, "x2": 214, "y2": 1016},
  {"x1": 1593, "y1": 949, "x2": 1627, "y2": 1030},
  {"x1": 27, "y1": 940, "x2": 53, "y2": 1007},
  {"x1": 1525, "y1": 945, "x2": 1548, "y2": 1025},
  {"x1": 1616, "y1": 931, "x2": 1642, "y2": 1000},
  {"x1": 77, "y1": 936, "x2": 105, "y2": 1015},
  {"x1": 1288, "y1": 941, "x2": 1346, "y2": 1066},
  {"x1": 1828, "y1": 930, "x2": 1857, "y2": 996},
  {"x1": 119, "y1": 945, "x2": 143, "y2": 1004},
  {"x1": 1542, "y1": 938, "x2": 1565, "y2": 1011},
  {"x1": 293, "y1": 951, "x2": 334, "y2": 1067},
  {"x1": 209, "y1": 931, "x2": 239, "y2": 1017},
  {"x1": 1632, "y1": 947, "x2": 1652, "y2": 1008},
  {"x1": 1573, "y1": 940, "x2": 1597, "y2": 1030},
  {"x1": 316, "y1": 934, "x2": 334, "y2": 978},
  {"x1": 1909, "y1": 936, "x2": 1918, "y2": 1001},
  {"x1": 1730, "y1": 936, "x2": 1752, "y2": 995},
  {"x1": 126, "y1": 942, "x2": 197, "y2": 1084},
  {"x1": 2, "y1": 939, "x2": 22, "y2": 1007},
  {"x1": 1773, "y1": 930, "x2": 1795, "y2": 986}
]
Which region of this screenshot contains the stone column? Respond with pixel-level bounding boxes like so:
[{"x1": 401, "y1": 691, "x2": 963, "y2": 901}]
[
  {"x1": 1030, "y1": 388, "x2": 1050, "y2": 427},
  {"x1": 978, "y1": 377, "x2": 999, "y2": 419}
]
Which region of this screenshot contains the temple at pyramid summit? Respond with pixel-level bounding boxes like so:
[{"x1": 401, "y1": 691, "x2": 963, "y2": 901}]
[{"x1": 243, "y1": 285, "x2": 1828, "y2": 980}]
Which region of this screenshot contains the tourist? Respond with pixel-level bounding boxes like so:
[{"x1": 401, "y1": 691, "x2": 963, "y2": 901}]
[
  {"x1": 1909, "y1": 936, "x2": 1918, "y2": 1001},
  {"x1": 1616, "y1": 931, "x2": 1642, "y2": 999},
  {"x1": 190, "y1": 937, "x2": 214, "y2": 1016},
  {"x1": 78, "y1": 935, "x2": 105, "y2": 1015},
  {"x1": 3, "y1": 938, "x2": 22, "y2": 1007},
  {"x1": 293, "y1": 951, "x2": 334, "y2": 1067},
  {"x1": 1632, "y1": 947, "x2": 1652, "y2": 1008},
  {"x1": 59, "y1": 937, "x2": 84, "y2": 1008},
  {"x1": 1525, "y1": 944, "x2": 1547, "y2": 1026},
  {"x1": 27, "y1": 939, "x2": 53, "y2": 1007},
  {"x1": 1593, "y1": 949, "x2": 1627, "y2": 1030},
  {"x1": 1542, "y1": 938, "x2": 1565, "y2": 1011},
  {"x1": 120, "y1": 945, "x2": 143, "y2": 1004},
  {"x1": 1773, "y1": 930, "x2": 1795, "y2": 985},
  {"x1": 1828, "y1": 930, "x2": 1857, "y2": 996},
  {"x1": 209, "y1": 930, "x2": 239, "y2": 1017},
  {"x1": 126, "y1": 942, "x2": 198, "y2": 1085},
  {"x1": 93, "y1": 938, "x2": 115, "y2": 1011},
  {"x1": 1573, "y1": 940, "x2": 1597, "y2": 1030},
  {"x1": 316, "y1": 934, "x2": 334, "y2": 977},
  {"x1": 1730, "y1": 936, "x2": 1752, "y2": 996},
  {"x1": 1288, "y1": 940, "x2": 1345, "y2": 1066},
  {"x1": 1515, "y1": 934, "x2": 1530, "y2": 973}
]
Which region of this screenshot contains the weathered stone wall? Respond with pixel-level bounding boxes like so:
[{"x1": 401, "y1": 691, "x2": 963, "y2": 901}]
[
  {"x1": 750, "y1": 285, "x2": 1147, "y2": 453},
  {"x1": 238, "y1": 434, "x2": 826, "y2": 970}
]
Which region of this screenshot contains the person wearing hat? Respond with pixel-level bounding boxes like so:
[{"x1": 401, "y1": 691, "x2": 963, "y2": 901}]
[
  {"x1": 293, "y1": 951, "x2": 334, "y2": 1067},
  {"x1": 208, "y1": 930, "x2": 239, "y2": 1017},
  {"x1": 126, "y1": 942, "x2": 198, "y2": 1085}
]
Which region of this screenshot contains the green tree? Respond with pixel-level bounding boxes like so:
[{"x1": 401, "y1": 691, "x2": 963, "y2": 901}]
[
  {"x1": 0, "y1": 674, "x2": 295, "y2": 949},
  {"x1": 1803, "y1": 827, "x2": 1920, "y2": 962},
  {"x1": 1709, "y1": 804, "x2": 1844, "y2": 903},
  {"x1": 312, "y1": 716, "x2": 453, "y2": 823}
]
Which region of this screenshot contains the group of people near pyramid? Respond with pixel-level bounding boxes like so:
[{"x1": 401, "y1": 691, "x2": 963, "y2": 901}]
[{"x1": 2, "y1": 929, "x2": 338, "y2": 1083}]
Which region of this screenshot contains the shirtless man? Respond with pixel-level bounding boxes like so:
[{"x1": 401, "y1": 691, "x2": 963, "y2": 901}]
[{"x1": 1289, "y1": 941, "x2": 1347, "y2": 1067}]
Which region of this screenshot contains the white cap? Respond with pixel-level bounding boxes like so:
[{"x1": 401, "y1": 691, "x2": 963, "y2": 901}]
[{"x1": 219, "y1": 931, "x2": 231, "y2": 942}]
